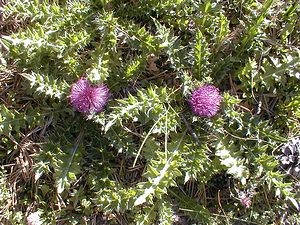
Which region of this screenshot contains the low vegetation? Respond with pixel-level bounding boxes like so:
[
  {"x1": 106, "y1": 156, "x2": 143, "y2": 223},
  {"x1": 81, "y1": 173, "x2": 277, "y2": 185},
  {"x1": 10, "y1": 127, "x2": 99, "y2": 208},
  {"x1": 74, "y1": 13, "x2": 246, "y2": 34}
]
[{"x1": 0, "y1": 0, "x2": 299, "y2": 224}]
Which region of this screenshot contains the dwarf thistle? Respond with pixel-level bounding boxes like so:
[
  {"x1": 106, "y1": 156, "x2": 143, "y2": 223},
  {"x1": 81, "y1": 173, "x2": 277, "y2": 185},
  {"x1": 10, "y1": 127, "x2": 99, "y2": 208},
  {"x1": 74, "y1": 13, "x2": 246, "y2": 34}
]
[
  {"x1": 189, "y1": 84, "x2": 222, "y2": 117},
  {"x1": 69, "y1": 77, "x2": 109, "y2": 113}
]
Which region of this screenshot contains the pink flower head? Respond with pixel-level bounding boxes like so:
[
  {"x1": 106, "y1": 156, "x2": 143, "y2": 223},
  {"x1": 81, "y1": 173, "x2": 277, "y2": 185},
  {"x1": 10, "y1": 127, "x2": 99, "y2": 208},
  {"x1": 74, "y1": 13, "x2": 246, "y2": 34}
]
[
  {"x1": 239, "y1": 193, "x2": 252, "y2": 208},
  {"x1": 189, "y1": 84, "x2": 222, "y2": 117},
  {"x1": 70, "y1": 77, "x2": 109, "y2": 113}
]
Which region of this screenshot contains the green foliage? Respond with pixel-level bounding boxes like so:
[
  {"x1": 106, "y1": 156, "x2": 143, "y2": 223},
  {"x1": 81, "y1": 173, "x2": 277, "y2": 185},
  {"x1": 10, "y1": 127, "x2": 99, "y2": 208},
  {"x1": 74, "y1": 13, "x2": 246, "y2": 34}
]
[
  {"x1": 103, "y1": 85, "x2": 179, "y2": 132},
  {"x1": 0, "y1": 169, "x2": 11, "y2": 208},
  {"x1": 1, "y1": 0, "x2": 300, "y2": 224},
  {"x1": 134, "y1": 133, "x2": 185, "y2": 206},
  {"x1": 157, "y1": 199, "x2": 173, "y2": 225},
  {"x1": 95, "y1": 188, "x2": 137, "y2": 212}
]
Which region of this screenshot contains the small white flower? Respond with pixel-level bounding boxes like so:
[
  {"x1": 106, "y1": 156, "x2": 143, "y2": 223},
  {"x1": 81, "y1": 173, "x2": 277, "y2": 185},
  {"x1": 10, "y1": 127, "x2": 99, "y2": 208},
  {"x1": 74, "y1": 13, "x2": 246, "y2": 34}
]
[{"x1": 27, "y1": 212, "x2": 42, "y2": 225}]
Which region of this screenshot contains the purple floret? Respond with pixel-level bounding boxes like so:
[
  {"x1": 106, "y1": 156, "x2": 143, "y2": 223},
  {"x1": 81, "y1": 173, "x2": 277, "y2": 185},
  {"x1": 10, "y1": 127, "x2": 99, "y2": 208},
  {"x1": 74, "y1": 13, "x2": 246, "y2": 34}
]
[
  {"x1": 70, "y1": 77, "x2": 109, "y2": 113},
  {"x1": 189, "y1": 84, "x2": 222, "y2": 117}
]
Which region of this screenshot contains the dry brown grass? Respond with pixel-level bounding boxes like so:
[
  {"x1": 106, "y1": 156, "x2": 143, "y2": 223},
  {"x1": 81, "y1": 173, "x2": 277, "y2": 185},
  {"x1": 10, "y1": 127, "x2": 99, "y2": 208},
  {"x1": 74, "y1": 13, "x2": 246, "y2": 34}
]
[
  {"x1": 0, "y1": 0, "x2": 29, "y2": 35},
  {"x1": 0, "y1": 1, "x2": 43, "y2": 219}
]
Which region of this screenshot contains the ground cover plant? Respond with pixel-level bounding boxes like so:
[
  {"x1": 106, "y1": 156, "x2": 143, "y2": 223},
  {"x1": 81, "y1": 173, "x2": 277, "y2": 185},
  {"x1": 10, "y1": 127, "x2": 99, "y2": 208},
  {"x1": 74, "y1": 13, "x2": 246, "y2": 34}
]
[{"x1": 0, "y1": 0, "x2": 300, "y2": 224}]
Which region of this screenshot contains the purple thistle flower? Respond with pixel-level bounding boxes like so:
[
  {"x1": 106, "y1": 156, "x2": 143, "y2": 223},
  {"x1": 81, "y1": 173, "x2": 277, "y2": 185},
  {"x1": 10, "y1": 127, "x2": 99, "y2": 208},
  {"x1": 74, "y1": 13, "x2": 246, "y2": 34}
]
[
  {"x1": 70, "y1": 77, "x2": 109, "y2": 113},
  {"x1": 189, "y1": 84, "x2": 222, "y2": 117}
]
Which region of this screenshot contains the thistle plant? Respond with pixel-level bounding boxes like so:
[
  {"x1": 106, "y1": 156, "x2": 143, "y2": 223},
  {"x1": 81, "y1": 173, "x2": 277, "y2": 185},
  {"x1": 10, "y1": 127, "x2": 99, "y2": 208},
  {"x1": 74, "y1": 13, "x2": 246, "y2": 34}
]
[{"x1": 0, "y1": 0, "x2": 300, "y2": 224}]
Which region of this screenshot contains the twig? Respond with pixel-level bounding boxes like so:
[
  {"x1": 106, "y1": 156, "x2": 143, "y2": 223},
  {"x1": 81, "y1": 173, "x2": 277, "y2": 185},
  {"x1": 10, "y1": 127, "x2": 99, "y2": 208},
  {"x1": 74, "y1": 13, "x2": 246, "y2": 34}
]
[
  {"x1": 218, "y1": 190, "x2": 230, "y2": 225},
  {"x1": 132, "y1": 111, "x2": 167, "y2": 167},
  {"x1": 181, "y1": 113, "x2": 201, "y2": 146}
]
